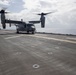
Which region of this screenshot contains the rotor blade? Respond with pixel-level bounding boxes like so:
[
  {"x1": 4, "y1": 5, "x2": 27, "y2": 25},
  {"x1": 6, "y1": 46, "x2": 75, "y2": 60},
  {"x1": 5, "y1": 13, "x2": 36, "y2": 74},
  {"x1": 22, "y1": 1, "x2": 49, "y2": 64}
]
[
  {"x1": 37, "y1": 13, "x2": 46, "y2": 15},
  {"x1": 44, "y1": 12, "x2": 54, "y2": 15},
  {"x1": 37, "y1": 14, "x2": 41, "y2": 15},
  {"x1": 0, "y1": 11, "x2": 10, "y2": 13},
  {"x1": 5, "y1": 12, "x2": 10, "y2": 13},
  {"x1": 37, "y1": 10, "x2": 56, "y2": 15}
]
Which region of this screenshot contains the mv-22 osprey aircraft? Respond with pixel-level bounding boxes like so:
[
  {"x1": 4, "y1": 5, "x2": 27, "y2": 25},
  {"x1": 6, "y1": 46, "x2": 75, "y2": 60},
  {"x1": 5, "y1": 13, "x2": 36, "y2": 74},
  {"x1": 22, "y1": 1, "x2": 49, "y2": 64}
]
[{"x1": 0, "y1": 9, "x2": 53, "y2": 34}]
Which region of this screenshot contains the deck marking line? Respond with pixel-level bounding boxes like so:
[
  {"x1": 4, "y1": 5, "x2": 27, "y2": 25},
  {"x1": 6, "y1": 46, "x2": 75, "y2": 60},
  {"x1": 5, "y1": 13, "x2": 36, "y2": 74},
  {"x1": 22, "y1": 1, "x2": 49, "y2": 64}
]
[
  {"x1": 33, "y1": 64, "x2": 40, "y2": 68},
  {"x1": 66, "y1": 37, "x2": 76, "y2": 40},
  {"x1": 5, "y1": 34, "x2": 76, "y2": 44},
  {"x1": 5, "y1": 35, "x2": 24, "y2": 39},
  {"x1": 28, "y1": 35, "x2": 76, "y2": 44}
]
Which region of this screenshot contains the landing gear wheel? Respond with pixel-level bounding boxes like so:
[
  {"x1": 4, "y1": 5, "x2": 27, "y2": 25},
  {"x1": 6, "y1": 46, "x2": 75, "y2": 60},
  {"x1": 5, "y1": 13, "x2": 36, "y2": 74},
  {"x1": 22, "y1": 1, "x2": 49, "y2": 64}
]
[
  {"x1": 32, "y1": 31, "x2": 35, "y2": 34},
  {"x1": 16, "y1": 29, "x2": 19, "y2": 34},
  {"x1": 2, "y1": 24, "x2": 6, "y2": 29},
  {"x1": 27, "y1": 31, "x2": 29, "y2": 34}
]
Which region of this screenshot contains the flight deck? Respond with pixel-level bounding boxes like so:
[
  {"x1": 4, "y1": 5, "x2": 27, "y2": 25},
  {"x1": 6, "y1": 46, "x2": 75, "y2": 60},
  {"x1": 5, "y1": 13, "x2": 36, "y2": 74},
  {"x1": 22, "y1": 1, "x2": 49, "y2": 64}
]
[{"x1": 0, "y1": 30, "x2": 76, "y2": 75}]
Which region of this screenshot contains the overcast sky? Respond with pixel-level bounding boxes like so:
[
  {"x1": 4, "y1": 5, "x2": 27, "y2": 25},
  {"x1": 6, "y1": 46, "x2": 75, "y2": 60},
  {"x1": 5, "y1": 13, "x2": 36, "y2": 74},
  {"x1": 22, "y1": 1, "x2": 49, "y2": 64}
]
[{"x1": 0, "y1": 0, "x2": 76, "y2": 34}]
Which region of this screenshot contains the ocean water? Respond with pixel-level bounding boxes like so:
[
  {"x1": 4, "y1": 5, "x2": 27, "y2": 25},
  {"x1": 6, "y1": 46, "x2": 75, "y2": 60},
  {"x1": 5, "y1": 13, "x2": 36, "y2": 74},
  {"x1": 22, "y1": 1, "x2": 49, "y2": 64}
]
[{"x1": 0, "y1": 26, "x2": 75, "y2": 35}]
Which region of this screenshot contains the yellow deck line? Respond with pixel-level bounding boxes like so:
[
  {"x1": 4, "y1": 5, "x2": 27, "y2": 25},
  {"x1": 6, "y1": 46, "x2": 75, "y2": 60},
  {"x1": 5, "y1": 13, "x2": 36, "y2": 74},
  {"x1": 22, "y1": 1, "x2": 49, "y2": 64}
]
[
  {"x1": 29, "y1": 35, "x2": 76, "y2": 44},
  {"x1": 5, "y1": 34, "x2": 76, "y2": 44}
]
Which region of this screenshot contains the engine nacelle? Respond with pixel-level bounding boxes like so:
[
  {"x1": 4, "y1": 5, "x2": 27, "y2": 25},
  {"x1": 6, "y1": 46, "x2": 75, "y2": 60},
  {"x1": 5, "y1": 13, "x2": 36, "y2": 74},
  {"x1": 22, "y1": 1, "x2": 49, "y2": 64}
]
[
  {"x1": 40, "y1": 16, "x2": 45, "y2": 28},
  {"x1": 2, "y1": 23, "x2": 6, "y2": 29},
  {"x1": 1, "y1": 10, "x2": 6, "y2": 29}
]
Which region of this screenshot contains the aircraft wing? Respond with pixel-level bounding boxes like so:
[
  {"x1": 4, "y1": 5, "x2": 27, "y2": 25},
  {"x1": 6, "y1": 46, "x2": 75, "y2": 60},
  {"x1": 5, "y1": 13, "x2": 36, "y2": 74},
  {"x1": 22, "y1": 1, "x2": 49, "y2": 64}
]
[{"x1": 29, "y1": 21, "x2": 41, "y2": 24}]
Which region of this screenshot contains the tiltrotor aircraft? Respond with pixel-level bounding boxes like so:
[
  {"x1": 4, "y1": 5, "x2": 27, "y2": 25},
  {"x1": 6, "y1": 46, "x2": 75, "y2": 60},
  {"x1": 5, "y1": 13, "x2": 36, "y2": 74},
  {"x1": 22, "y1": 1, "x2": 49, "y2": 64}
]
[{"x1": 0, "y1": 9, "x2": 53, "y2": 34}]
